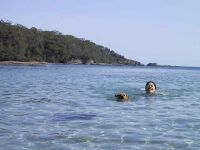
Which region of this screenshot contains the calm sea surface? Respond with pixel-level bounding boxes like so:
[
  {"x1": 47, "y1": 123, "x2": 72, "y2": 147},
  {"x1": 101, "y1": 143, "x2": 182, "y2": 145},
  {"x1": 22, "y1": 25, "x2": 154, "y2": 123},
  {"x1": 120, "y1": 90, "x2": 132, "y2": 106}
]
[{"x1": 0, "y1": 64, "x2": 200, "y2": 150}]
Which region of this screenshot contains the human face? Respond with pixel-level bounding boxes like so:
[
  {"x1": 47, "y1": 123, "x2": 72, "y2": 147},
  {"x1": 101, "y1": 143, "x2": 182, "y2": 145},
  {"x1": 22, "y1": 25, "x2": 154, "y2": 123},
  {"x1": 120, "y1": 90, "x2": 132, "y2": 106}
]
[{"x1": 145, "y1": 82, "x2": 156, "y2": 94}]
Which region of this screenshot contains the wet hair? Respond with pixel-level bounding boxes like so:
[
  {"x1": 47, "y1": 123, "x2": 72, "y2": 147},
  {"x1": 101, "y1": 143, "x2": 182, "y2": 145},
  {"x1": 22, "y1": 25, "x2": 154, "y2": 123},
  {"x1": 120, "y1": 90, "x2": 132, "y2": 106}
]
[{"x1": 145, "y1": 81, "x2": 156, "y2": 89}]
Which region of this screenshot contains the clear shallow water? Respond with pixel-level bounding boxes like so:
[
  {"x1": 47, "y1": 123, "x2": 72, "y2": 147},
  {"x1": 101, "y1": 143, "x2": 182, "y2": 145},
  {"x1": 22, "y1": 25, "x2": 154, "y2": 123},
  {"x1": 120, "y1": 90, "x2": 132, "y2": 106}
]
[{"x1": 0, "y1": 64, "x2": 200, "y2": 150}]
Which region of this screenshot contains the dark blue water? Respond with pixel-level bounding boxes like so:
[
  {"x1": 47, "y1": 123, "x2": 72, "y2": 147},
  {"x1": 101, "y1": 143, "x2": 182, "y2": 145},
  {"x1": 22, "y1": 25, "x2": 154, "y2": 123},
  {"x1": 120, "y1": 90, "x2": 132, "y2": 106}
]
[{"x1": 0, "y1": 64, "x2": 200, "y2": 150}]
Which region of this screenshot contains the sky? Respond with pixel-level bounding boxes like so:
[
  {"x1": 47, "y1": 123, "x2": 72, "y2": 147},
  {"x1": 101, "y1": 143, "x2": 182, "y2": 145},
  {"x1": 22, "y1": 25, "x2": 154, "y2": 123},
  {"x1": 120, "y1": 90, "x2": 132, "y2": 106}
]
[{"x1": 1, "y1": 0, "x2": 200, "y2": 66}]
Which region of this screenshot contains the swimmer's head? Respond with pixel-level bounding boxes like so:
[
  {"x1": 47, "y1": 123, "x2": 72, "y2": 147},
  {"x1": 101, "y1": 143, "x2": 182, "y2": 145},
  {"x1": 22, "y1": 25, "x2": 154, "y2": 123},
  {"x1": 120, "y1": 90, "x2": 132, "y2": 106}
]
[{"x1": 145, "y1": 81, "x2": 156, "y2": 94}]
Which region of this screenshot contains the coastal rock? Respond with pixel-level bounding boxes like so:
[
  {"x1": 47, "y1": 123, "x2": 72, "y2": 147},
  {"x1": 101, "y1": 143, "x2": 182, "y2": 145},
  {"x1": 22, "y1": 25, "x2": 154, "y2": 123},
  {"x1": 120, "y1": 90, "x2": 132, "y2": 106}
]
[
  {"x1": 147, "y1": 63, "x2": 158, "y2": 66},
  {"x1": 67, "y1": 59, "x2": 83, "y2": 64},
  {"x1": 86, "y1": 60, "x2": 95, "y2": 64}
]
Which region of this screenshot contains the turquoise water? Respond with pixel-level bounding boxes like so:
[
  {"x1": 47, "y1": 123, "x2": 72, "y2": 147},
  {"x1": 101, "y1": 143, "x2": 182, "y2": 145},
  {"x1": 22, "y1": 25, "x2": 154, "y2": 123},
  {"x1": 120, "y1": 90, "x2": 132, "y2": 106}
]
[{"x1": 0, "y1": 64, "x2": 200, "y2": 150}]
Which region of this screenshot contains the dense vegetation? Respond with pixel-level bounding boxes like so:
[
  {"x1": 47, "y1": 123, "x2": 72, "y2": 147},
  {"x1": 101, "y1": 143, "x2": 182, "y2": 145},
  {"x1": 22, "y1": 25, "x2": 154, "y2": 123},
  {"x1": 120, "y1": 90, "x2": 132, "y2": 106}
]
[{"x1": 0, "y1": 20, "x2": 142, "y2": 65}]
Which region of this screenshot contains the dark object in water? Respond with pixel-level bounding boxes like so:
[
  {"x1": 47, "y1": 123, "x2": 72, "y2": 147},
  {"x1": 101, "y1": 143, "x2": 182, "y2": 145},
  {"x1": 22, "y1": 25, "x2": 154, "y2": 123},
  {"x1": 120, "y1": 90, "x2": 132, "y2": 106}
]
[
  {"x1": 147, "y1": 63, "x2": 158, "y2": 66},
  {"x1": 115, "y1": 93, "x2": 129, "y2": 101}
]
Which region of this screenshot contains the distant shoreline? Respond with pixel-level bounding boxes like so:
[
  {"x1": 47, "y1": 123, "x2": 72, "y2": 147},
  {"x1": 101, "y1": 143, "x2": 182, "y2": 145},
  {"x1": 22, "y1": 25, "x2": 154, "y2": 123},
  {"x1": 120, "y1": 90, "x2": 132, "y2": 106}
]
[
  {"x1": 0, "y1": 61, "x2": 141, "y2": 66},
  {"x1": 0, "y1": 61, "x2": 48, "y2": 66},
  {"x1": 0, "y1": 61, "x2": 199, "y2": 68}
]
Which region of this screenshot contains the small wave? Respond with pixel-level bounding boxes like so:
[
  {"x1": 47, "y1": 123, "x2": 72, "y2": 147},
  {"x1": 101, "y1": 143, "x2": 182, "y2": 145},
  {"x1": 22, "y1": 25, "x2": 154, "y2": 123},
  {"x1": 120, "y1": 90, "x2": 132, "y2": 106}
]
[
  {"x1": 25, "y1": 97, "x2": 51, "y2": 103},
  {"x1": 156, "y1": 91, "x2": 170, "y2": 96}
]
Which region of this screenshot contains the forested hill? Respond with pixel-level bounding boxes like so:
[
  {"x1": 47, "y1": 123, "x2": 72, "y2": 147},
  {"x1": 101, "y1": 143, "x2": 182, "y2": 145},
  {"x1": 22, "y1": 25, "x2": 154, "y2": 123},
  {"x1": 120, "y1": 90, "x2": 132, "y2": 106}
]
[{"x1": 0, "y1": 20, "x2": 143, "y2": 65}]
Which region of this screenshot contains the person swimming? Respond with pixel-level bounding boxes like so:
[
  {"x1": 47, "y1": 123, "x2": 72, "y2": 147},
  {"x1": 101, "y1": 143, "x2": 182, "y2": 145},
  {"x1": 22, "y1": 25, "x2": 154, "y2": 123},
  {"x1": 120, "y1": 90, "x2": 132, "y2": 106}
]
[
  {"x1": 145, "y1": 81, "x2": 156, "y2": 94},
  {"x1": 115, "y1": 81, "x2": 156, "y2": 101}
]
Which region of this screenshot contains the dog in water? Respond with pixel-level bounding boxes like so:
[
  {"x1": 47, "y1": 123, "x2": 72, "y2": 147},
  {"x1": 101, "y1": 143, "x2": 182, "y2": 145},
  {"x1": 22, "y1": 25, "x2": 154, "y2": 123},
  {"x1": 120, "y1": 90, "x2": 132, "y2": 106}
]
[
  {"x1": 145, "y1": 81, "x2": 156, "y2": 94},
  {"x1": 115, "y1": 93, "x2": 129, "y2": 101},
  {"x1": 115, "y1": 81, "x2": 156, "y2": 101}
]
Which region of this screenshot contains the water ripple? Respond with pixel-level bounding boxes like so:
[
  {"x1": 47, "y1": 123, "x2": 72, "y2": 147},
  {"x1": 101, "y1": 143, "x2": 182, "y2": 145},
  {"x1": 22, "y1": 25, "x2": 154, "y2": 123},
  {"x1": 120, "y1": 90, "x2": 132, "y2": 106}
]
[{"x1": 1, "y1": 65, "x2": 200, "y2": 149}]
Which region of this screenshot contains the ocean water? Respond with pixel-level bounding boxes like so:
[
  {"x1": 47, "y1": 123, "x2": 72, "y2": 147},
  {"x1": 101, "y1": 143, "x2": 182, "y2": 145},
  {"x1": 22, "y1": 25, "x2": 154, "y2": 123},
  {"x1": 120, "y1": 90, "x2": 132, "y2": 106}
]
[{"x1": 0, "y1": 64, "x2": 200, "y2": 150}]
